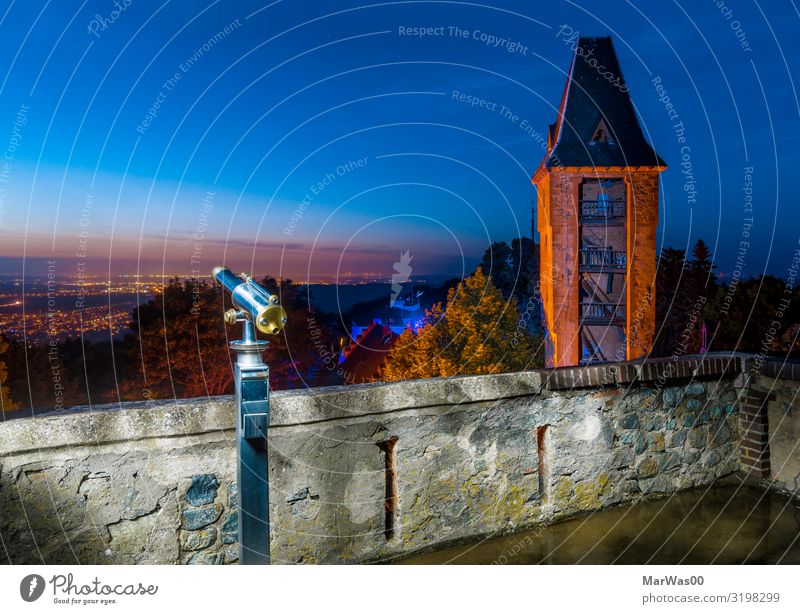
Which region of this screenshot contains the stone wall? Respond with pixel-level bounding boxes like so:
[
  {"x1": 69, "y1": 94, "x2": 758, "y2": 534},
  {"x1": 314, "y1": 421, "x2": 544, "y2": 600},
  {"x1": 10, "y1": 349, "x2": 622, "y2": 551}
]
[{"x1": 0, "y1": 354, "x2": 785, "y2": 565}]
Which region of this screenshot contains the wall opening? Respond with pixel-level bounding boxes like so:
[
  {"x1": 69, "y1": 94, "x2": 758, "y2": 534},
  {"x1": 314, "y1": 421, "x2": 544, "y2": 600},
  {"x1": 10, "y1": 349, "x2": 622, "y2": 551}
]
[
  {"x1": 537, "y1": 426, "x2": 551, "y2": 504},
  {"x1": 376, "y1": 436, "x2": 399, "y2": 540}
]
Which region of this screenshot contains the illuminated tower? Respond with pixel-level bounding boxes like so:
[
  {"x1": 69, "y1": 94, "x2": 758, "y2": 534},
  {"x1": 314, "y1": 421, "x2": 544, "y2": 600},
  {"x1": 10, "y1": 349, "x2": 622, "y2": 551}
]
[{"x1": 532, "y1": 37, "x2": 666, "y2": 367}]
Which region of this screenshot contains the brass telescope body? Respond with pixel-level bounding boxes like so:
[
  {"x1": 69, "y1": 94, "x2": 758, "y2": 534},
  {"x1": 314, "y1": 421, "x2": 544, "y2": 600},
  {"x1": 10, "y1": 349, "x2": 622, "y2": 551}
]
[{"x1": 212, "y1": 266, "x2": 287, "y2": 335}]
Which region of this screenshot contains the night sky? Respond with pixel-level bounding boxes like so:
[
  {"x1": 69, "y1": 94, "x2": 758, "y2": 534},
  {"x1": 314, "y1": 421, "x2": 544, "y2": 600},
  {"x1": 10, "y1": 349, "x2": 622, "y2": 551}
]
[{"x1": 0, "y1": 0, "x2": 797, "y2": 282}]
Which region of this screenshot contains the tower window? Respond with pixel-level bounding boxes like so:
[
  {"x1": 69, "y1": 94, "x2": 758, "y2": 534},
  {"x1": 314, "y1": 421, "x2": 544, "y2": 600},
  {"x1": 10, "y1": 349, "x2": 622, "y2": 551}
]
[{"x1": 590, "y1": 118, "x2": 612, "y2": 144}]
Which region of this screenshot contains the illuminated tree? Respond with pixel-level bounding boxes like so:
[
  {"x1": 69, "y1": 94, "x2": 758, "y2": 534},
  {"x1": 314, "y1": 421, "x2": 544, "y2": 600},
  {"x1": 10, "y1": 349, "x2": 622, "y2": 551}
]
[
  {"x1": 0, "y1": 336, "x2": 17, "y2": 412},
  {"x1": 383, "y1": 267, "x2": 543, "y2": 381}
]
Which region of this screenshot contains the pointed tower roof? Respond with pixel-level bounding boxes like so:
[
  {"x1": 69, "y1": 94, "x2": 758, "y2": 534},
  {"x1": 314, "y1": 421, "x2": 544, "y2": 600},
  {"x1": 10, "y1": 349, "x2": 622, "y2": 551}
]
[{"x1": 534, "y1": 36, "x2": 665, "y2": 180}]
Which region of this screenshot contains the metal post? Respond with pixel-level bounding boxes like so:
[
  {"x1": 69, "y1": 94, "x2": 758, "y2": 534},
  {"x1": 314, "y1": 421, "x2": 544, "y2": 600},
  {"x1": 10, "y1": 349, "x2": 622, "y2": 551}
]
[
  {"x1": 231, "y1": 320, "x2": 271, "y2": 564},
  {"x1": 211, "y1": 266, "x2": 287, "y2": 565}
]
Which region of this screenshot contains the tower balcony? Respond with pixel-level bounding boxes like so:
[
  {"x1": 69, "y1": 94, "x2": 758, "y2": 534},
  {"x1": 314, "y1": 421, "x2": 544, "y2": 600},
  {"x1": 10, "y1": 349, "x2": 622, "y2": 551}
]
[
  {"x1": 580, "y1": 301, "x2": 626, "y2": 326},
  {"x1": 580, "y1": 199, "x2": 625, "y2": 221},
  {"x1": 579, "y1": 248, "x2": 626, "y2": 270}
]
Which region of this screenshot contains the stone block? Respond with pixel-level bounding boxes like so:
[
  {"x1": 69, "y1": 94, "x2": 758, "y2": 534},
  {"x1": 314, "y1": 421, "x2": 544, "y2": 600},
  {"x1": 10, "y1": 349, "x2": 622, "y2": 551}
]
[
  {"x1": 667, "y1": 430, "x2": 686, "y2": 448},
  {"x1": 180, "y1": 527, "x2": 217, "y2": 551},
  {"x1": 223, "y1": 544, "x2": 239, "y2": 564},
  {"x1": 687, "y1": 428, "x2": 706, "y2": 449},
  {"x1": 658, "y1": 451, "x2": 682, "y2": 473},
  {"x1": 648, "y1": 432, "x2": 665, "y2": 453},
  {"x1": 184, "y1": 474, "x2": 219, "y2": 507},
  {"x1": 221, "y1": 512, "x2": 238, "y2": 544},
  {"x1": 636, "y1": 457, "x2": 658, "y2": 478},
  {"x1": 685, "y1": 382, "x2": 705, "y2": 396},
  {"x1": 622, "y1": 414, "x2": 640, "y2": 429},
  {"x1": 710, "y1": 423, "x2": 731, "y2": 448},
  {"x1": 639, "y1": 474, "x2": 672, "y2": 494},
  {"x1": 182, "y1": 504, "x2": 222, "y2": 530},
  {"x1": 704, "y1": 450, "x2": 722, "y2": 468},
  {"x1": 635, "y1": 433, "x2": 648, "y2": 454},
  {"x1": 187, "y1": 551, "x2": 223, "y2": 565},
  {"x1": 662, "y1": 387, "x2": 681, "y2": 407}
]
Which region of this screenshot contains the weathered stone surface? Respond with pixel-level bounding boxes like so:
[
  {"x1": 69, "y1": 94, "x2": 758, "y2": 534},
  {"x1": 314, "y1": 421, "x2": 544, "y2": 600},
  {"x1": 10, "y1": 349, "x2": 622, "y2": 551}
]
[
  {"x1": 0, "y1": 364, "x2": 754, "y2": 565},
  {"x1": 710, "y1": 423, "x2": 731, "y2": 448},
  {"x1": 182, "y1": 505, "x2": 223, "y2": 530},
  {"x1": 704, "y1": 450, "x2": 723, "y2": 468},
  {"x1": 685, "y1": 382, "x2": 705, "y2": 396},
  {"x1": 180, "y1": 527, "x2": 217, "y2": 551},
  {"x1": 187, "y1": 551, "x2": 223, "y2": 565},
  {"x1": 662, "y1": 387, "x2": 682, "y2": 407},
  {"x1": 221, "y1": 512, "x2": 238, "y2": 545},
  {"x1": 688, "y1": 428, "x2": 707, "y2": 449},
  {"x1": 622, "y1": 414, "x2": 640, "y2": 429},
  {"x1": 667, "y1": 430, "x2": 687, "y2": 448},
  {"x1": 223, "y1": 544, "x2": 239, "y2": 563},
  {"x1": 184, "y1": 474, "x2": 219, "y2": 507},
  {"x1": 639, "y1": 474, "x2": 673, "y2": 494},
  {"x1": 635, "y1": 433, "x2": 648, "y2": 454},
  {"x1": 649, "y1": 432, "x2": 665, "y2": 453},
  {"x1": 658, "y1": 451, "x2": 682, "y2": 473},
  {"x1": 637, "y1": 457, "x2": 658, "y2": 478}
]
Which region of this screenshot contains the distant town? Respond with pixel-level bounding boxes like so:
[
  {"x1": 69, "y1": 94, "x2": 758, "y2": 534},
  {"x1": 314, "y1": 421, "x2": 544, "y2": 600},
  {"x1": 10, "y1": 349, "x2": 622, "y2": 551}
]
[{"x1": 0, "y1": 272, "x2": 449, "y2": 344}]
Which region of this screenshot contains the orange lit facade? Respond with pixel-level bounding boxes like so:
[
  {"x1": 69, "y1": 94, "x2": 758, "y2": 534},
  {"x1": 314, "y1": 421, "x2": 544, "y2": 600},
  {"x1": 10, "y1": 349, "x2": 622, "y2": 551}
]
[{"x1": 533, "y1": 37, "x2": 666, "y2": 367}]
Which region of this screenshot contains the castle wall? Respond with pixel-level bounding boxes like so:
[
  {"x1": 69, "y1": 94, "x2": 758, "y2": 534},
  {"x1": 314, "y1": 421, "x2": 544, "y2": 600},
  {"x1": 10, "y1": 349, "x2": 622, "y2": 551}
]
[{"x1": 0, "y1": 354, "x2": 774, "y2": 565}]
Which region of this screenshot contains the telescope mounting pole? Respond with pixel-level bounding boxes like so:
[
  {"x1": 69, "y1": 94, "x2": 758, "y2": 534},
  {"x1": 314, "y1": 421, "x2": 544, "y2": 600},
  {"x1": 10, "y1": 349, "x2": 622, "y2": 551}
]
[{"x1": 230, "y1": 317, "x2": 272, "y2": 565}]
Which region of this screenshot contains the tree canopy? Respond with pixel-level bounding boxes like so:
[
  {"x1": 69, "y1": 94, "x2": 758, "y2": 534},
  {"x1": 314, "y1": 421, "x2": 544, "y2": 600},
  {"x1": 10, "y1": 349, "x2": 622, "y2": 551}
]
[{"x1": 383, "y1": 267, "x2": 543, "y2": 381}]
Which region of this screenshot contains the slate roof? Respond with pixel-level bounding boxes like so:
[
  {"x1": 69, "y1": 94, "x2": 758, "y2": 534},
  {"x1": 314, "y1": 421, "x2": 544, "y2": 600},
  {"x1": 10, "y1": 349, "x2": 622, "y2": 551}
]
[
  {"x1": 340, "y1": 322, "x2": 398, "y2": 383},
  {"x1": 536, "y1": 36, "x2": 666, "y2": 175}
]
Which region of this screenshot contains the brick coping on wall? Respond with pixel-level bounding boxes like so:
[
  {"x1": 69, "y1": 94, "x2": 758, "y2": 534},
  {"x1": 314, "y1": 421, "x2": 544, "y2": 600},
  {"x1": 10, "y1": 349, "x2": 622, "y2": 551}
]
[{"x1": 1, "y1": 353, "x2": 797, "y2": 460}]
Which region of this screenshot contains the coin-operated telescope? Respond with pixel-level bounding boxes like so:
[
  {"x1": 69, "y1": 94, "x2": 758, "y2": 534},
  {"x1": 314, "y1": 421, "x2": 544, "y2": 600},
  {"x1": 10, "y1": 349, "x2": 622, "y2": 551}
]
[
  {"x1": 212, "y1": 266, "x2": 287, "y2": 565},
  {"x1": 212, "y1": 266, "x2": 287, "y2": 335}
]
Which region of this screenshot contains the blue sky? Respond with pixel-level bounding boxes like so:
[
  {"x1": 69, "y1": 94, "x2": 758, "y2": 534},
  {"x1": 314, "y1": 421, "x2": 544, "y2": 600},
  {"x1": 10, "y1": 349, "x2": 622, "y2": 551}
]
[{"x1": 0, "y1": 0, "x2": 797, "y2": 281}]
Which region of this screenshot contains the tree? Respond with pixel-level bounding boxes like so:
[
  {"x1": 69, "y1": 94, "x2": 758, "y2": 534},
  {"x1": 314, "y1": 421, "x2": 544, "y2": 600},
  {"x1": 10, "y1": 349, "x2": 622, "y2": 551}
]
[
  {"x1": 0, "y1": 336, "x2": 17, "y2": 412},
  {"x1": 121, "y1": 276, "x2": 335, "y2": 400},
  {"x1": 688, "y1": 239, "x2": 717, "y2": 302},
  {"x1": 654, "y1": 247, "x2": 691, "y2": 356},
  {"x1": 121, "y1": 278, "x2": 232, "y2": 400},
  {"x1": 479, "y1": 237, "x2": 539, "y2": 306},
  {"x1": 705, "y1": 275, "x2": 800, "y2": 353},
  {"x1": 383, "y1": 267, "x2": 543, "y2": 381}
]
